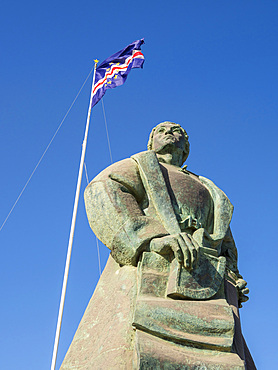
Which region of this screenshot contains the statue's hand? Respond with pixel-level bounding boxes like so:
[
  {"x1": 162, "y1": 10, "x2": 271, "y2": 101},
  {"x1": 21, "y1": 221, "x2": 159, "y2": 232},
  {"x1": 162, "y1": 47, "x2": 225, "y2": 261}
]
[
  {"x1": 236, "y1": 278, "x2": 249, "y2": 308},
  {"x1": 149, "y1": 233, "x2": 199, "y2": 270}
]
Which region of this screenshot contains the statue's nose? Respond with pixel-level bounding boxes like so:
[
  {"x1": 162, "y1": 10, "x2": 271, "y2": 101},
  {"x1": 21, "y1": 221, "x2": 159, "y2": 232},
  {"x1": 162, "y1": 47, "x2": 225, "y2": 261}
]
[{"x1": 165, "y1": 127, "x2": 173, "y2": 135}]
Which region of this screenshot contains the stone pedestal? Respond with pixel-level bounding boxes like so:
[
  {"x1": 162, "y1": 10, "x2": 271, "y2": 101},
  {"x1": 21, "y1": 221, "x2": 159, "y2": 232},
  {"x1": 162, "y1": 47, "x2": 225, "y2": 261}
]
[
  {"x1": 60, "y1": 256, "x2": 255, "y2": 369},
  {"x1": 134, "y1": 331, "x2": 245, "y2": 369}
]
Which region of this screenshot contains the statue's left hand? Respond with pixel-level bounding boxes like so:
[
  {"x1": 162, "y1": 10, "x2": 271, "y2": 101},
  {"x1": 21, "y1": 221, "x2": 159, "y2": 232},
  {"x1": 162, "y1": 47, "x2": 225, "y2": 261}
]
[{"x1": 236, "y1": 278, "x2": 249, "y2": 307}]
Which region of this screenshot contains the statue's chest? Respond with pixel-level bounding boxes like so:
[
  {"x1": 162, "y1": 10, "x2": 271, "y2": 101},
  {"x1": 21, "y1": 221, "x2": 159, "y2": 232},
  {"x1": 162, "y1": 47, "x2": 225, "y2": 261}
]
[{"x1": 160, "y1": 164, "x2": 213, "y2": 230}]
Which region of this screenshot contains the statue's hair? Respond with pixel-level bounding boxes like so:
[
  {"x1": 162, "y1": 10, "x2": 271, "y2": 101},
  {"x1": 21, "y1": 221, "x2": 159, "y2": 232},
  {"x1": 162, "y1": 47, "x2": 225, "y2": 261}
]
[{"x1": 147, "y1": 121, "x2": 190, "y2": 163}]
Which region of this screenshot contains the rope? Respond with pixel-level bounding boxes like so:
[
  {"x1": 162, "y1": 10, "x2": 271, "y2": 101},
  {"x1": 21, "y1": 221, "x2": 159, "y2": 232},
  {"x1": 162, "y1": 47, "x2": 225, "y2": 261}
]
[
  {"x1": 0, "y1": 66, "x2": 95, "y2": 233},
  {"x1": 84, "y1": 161, "x2": 102, "y2": 278},
  {"x1": 96, "y1": 236, "x2": 102, "y2": 278},
  {"x1": 83, "y1": 98, "x2": 113, "y2": 278},
  {"x1": 101, "y1": 99, "x2": 113, "y2": 164},
  {"x1": 84, "y1": 162, "x2": 90, "y2": 185}
]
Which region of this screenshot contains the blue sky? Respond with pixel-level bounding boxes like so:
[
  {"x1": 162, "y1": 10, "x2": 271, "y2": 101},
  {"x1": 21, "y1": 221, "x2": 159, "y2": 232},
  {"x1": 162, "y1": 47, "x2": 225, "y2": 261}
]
[{"x1": 1, "y1": 1, "x2": 277, "y2": 369}]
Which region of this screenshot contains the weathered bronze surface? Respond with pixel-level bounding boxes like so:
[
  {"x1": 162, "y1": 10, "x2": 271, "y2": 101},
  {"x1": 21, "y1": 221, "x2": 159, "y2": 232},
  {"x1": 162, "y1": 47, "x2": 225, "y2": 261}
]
[{"x1": 61, "y1": 122, "x2": 255, "y2": 369}]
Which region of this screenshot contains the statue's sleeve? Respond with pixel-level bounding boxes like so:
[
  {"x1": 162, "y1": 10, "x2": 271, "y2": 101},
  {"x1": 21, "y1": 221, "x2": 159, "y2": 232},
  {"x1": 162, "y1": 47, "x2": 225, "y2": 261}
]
[
  {"x1": 220, "y1": 227, "x2": 242, "y2": 279},
  {"x1": 84, "y1": 158, "x2": 169, "y2": 266}
]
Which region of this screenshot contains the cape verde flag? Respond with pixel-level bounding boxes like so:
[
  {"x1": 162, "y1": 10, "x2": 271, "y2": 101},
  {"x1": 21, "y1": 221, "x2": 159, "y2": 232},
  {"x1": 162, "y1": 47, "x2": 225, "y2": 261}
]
[{"x1": 91, "y1": 39, "x2": 145, "y2": 107}]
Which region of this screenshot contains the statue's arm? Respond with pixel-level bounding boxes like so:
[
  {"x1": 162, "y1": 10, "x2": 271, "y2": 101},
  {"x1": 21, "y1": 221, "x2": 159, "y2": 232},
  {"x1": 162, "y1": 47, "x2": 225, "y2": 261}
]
[
  {"x1": 221, "y1": 228, "x2": 249, "y2": 306},
  {"x1": 220, "y1": 228, "x2": 241, "y2": 277},
  {"x1": 84, "y1": 159, "x2": 169, "y2": 266}
]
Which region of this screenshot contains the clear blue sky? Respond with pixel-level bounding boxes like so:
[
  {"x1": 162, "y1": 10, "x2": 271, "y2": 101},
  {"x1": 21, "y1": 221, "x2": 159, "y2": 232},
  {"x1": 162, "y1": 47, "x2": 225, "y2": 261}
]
[{"x1": 1, "y1": 1, "x2": 277, "y2": 369}]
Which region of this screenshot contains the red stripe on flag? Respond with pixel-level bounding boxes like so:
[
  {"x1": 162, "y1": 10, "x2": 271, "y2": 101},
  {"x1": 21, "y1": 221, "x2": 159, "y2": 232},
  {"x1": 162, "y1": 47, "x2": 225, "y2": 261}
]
[{"x1": 93, "y1": 51, "x2": 144, "y2": 94}]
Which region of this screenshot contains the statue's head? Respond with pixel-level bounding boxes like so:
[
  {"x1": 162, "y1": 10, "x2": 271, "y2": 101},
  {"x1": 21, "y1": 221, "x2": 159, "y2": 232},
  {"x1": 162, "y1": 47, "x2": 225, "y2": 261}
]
[{"x1": 147, "y1": 121, "x2": 190, "y2": 164}]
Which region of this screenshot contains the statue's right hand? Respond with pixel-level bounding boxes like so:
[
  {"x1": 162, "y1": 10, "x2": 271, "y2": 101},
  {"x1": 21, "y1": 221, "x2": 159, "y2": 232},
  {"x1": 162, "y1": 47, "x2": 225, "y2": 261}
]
[{"x1": 149, "y1": 234, "x2": 198, "y2": 270}]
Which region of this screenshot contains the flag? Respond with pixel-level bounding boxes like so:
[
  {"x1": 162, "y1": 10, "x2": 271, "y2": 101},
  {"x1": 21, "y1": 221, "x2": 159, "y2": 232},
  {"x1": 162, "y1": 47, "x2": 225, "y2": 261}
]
[{"x1": 91, "y1": 39, "x2": 145, "y2": 107}]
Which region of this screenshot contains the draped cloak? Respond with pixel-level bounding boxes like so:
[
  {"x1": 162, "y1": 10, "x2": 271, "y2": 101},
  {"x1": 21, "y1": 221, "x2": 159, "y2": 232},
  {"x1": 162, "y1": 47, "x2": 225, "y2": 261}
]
[{"x1": 61, "y1": 151, "x2": 255, "y2": 370}]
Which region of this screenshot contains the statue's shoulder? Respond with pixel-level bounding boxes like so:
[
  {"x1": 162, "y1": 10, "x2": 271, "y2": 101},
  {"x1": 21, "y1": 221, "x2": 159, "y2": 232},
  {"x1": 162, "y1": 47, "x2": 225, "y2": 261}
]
[
  {"x1": 85, "y1": 153, "x2": 146, "y2": 201},
  {"x1": 91, "y1": 156, "x2": 140, "y2": 183},
  {"x1": 198, "y1": 175, "x2": 231, "y2": 202}
]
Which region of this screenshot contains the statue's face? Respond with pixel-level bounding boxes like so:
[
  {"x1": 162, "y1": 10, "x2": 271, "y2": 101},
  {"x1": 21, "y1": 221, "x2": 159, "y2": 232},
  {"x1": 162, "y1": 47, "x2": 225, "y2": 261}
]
[{"x1": 152, "y1": 122, "x2": 186, "y2": 153}]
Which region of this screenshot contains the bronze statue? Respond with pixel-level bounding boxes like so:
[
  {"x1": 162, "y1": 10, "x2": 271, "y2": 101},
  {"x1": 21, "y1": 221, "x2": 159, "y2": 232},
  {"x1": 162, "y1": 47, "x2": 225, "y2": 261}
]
[{"x1": 61, "y1": 122, "x2": 255, "y2": 369}]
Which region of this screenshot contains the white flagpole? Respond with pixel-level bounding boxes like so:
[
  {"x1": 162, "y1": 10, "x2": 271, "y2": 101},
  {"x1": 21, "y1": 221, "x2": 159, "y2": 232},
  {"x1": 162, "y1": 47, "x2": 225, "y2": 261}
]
[{"x1": 51, "y1": 59, "x2": 99, "y2": 370}]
